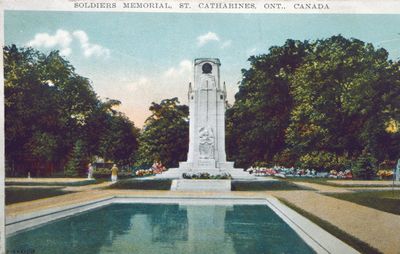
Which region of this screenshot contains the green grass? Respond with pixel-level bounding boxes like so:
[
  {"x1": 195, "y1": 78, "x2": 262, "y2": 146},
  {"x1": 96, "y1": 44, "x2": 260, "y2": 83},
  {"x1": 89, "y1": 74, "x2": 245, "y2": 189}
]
[
  {"x1": 325, "y1": 190, "x2": 400, "y2": 215},
  {"x1": 108, "y1": 179, "x2": 172, "y2": 190},
  {"x1": 279, "y1": 198, "x2": 382, "y2": 254},
  {"x1": 231, "y1": 180, "x2": 312, "y2": 191},
  {"x1": 5, "y1": 179, "x2": 97, "y2": 186},
  {"x1": 5, "y1": 187, "x2": 74, "y2": 205},
  {"x1": 283, "y1": 177, "x2": 397, "y2": 188}
]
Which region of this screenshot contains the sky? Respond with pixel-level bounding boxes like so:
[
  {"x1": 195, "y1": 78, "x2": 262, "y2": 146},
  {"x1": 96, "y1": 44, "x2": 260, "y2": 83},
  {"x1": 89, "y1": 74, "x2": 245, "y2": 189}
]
[{"x1": 4, "y1": 11, "x2": 400, "y2": 127}]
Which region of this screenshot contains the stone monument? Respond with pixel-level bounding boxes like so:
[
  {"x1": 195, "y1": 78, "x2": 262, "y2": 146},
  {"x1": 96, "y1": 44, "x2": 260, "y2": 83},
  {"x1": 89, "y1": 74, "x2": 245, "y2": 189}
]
[{"x1": 159, "y1": 58, "x2": 251, "y2": 180}]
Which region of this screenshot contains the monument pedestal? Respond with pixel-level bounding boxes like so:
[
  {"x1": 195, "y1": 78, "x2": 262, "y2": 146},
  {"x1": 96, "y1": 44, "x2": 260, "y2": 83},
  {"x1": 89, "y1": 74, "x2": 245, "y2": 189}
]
[
  {"x1": 155, "y1": 167, "x2": 255, "y2": 180},
  {"x1": 171, "y1": 179, "x2": 231, "y2": 191}
]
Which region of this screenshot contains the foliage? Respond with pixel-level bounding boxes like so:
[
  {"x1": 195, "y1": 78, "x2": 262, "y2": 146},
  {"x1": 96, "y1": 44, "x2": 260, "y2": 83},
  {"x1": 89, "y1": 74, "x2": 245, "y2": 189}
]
[
  {"x1": 4, "y1": 45, "x2": 139, "y2": 176},
  {"x1": 98, "y1": 111, "x2": 140, "y2": 165},
  {"x1": 135, "y1": 98, "x2": 189, "y2": 168},
  {"x1": 352, "y1": 149, "x2": 377, "y2": 179},
  {"x1": 64, "y1": 139, "x2": 87, "y2": 177},
  {"x1": 227, "y1": 35, "x2": 400, "y2": 170},
  {"x1": 298, "y1": 151, "x2": 351, "y2": 171},
  {"x1": 287, "y1": 35, "x2": 399, "y2": 164},
  {"x1": 226, "y1": 39, "x2": 310, "y2": 168}
]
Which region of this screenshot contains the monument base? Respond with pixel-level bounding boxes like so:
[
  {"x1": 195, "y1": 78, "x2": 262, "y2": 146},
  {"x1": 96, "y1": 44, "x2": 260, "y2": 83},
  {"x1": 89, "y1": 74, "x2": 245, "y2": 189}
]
[
  {"x1": 155, "y1": 163, "x2": 255, "y2": 180},
  {"x1": 171, "y1": 179, "x2": 231, "y2": 191}
]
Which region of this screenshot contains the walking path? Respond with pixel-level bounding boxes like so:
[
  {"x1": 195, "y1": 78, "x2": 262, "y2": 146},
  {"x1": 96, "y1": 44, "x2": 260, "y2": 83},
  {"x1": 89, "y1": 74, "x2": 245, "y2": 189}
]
[
  {"x1": 272, "y1": 190, "x2": 400, "y2": 254},
  {"x1": 291, "y1": 182, "x2": 353, "y2": 193},
  {"x1": 5, "y1": 180, "x2": 400, "y2": 254}
]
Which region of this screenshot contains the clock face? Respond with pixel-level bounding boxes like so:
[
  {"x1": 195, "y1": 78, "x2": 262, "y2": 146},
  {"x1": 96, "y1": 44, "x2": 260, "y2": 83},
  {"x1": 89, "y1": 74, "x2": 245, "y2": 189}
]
[{"x1": 202, "y1": 63, "x2": 212, "y2": 74}]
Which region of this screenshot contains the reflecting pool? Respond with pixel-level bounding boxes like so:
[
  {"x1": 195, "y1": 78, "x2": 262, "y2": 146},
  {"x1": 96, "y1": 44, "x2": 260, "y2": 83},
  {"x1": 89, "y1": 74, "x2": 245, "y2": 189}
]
[{"x1": 7, "y1": 204, "x2": 315, "y2": 254}]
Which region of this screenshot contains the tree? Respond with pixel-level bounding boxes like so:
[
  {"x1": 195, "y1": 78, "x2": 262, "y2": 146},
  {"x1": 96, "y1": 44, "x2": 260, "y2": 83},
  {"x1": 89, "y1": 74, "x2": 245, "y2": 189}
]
[
  {"x1": 4, "y1": 45, "x2": 139, "y2": 176},
  {"x1": 226, "y1": 39, "x2": 310, "y2": 168},
  {"x1": 227, "y1": 35, "x2": 400, "y2": 170},
  {"x1": 4, "y1": 45, "x2": 66, "y2": 175},
  {"x1": 135, "y1": 98, "x2": 189, "y2": 168},
  {"x1": 64, "y1": 139, "x2": 87, "y2": 177},
  {"x1": 352, "y1": 148, "x2": 377, "y2": 179},
  {"x1": 286, "y1": 35, "x2": 400, "y2": 168},
  {"x1": 98, "y1": 110, "x2": 140, "y2": 166}
]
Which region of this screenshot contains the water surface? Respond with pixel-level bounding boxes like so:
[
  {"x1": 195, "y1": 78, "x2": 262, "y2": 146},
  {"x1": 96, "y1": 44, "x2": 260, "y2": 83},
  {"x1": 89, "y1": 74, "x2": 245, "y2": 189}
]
[{"x1": 7, "y1": 203, "x2": 315, "y2": 254}]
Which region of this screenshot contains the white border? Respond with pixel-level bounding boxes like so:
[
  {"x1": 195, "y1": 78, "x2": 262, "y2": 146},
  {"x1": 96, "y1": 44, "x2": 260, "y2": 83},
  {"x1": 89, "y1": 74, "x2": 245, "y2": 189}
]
[
  {"x1": 2, "y1": 1, "x2": 399, "y2": 254},
  {"x1": 1, "y1": 0, "x2": 400, "y2": 14},
  {"x1": 5, "y1": 196, "x2": 359, "y2": 254}
]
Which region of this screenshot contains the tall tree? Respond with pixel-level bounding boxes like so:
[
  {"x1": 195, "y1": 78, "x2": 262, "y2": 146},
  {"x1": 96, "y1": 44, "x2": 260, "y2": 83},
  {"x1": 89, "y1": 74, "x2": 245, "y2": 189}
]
[
  {"x1": 286, "y1": 35, "x2": 400, "y2": 168},
  {"x1": 226, "y1": 40, "x2": 310, "y2": 168},
  {"x1": 4, "y1": 45, "x2": 139, "y2": 176},
  {"x1": 135, "y1": 98, "x2": 189, "y2": 168},
  {"x1": 98, "y1": 109, "x2": 140, "y2": 166}
]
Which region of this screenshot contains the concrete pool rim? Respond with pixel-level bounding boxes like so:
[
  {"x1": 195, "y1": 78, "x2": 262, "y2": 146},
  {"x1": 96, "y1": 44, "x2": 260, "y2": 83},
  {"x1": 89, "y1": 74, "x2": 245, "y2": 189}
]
[{"x1": 6, "y1": 196, "x2": 359, "y2": 254}]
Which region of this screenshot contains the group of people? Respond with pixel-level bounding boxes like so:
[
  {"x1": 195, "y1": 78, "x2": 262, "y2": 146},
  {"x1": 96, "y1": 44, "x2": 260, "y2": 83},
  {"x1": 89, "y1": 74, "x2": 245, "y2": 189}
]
[
  {"x1": 135, "y1": 161, "x2": 167, "y2": 177},
  {"x1": 87, "y1": 163, "x2": 119, "y2": 182}
]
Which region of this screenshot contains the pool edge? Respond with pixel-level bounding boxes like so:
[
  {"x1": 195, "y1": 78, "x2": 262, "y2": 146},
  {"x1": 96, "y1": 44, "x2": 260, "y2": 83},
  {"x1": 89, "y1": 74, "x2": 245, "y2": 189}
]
[{"x1": 6, "y1": 196, "x2": 360, "y2": 254}]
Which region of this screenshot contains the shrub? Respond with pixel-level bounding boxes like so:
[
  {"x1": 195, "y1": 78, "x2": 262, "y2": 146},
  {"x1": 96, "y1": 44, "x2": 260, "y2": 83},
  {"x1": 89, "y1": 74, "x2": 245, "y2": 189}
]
[
  {"x1": 64, "y1": 140, "x2": 87, "y2": 177},
  {"x1": 299, "y1": 151, "x2": 350, "y2": 171},
  {"x1": 352, "y1": 149, "x2": 377, "y2": 179}
]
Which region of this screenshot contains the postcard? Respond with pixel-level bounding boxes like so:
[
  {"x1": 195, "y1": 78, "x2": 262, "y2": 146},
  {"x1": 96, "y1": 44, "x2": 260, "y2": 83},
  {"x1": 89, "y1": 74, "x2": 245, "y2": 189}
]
[{"x1": 1, "y1": 0, "x2": 400, "y2": 253}]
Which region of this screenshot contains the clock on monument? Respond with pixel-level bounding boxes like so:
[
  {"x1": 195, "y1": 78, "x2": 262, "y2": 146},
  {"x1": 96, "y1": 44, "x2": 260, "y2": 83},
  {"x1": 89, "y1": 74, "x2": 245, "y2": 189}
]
[{"x1": 202, "y1": 63, "x2": 212, "y2": 74}]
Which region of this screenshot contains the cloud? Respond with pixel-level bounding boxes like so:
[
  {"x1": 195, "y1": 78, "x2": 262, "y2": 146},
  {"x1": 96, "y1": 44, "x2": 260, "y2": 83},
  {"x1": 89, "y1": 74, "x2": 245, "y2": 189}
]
[
  {"x1": 27, "y1": 29, "x2": 72, "y2": 56},
  {"x1": 73, "y1": 30, "x2": 110, "y2": 58},
  {"x1": 126, "y1": 77, "x2": 150, "y2": 92},
  {"x1": 164, "y1": 59, "x2": 192, "y2": 78},
  {"x1": 247, "y1": 47, "x2": 258, "y2": 55},
  {"x1": 221, "y1": 40, "x2": 232, "y2": 49},
  {"x1": 60, "y1": 48, "x2": 72, "y2": 56},
  {"x1": 27, "y1": 29, "x2": 110, "y2": 58},
  {"x1": 197, "y1": 32, "x2": 220, "y2": 47}
]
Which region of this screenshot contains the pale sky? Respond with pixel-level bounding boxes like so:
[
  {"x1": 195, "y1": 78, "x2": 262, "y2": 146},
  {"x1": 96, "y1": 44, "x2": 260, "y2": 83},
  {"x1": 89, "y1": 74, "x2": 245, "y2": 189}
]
[{"x1": 5, "y1": 11, "x2": 400, "y2": 127}]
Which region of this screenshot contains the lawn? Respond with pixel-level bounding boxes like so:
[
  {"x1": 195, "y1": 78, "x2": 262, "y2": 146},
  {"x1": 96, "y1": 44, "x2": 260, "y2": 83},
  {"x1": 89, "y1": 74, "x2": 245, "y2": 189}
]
[
  {"x1": 5, "y1": 187, "x2": 74, "y2": 205},
  {"x1": 279, "y1": 198, "x2": 382, "y2": 254},
  {"x1": 5, "y1": 178, "x2": 97, "y2": 186},
  {"x1": 283, "y1": 177, "x2": 397, "y2": 188},
  {"x1": 231, "y1": 180, "x2": 312, "y2": 191},
  {"x1": 325, "y1": 190, "x2": 400, "y2": 215},
  {"x1": 108, "y1": 179, "x2": 172, "y2": 190}
]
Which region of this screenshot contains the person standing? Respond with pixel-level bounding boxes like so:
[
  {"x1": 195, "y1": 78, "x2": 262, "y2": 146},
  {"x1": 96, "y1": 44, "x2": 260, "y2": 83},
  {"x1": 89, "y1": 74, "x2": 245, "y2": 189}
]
[
  {"x1": 87, "y1": 163, "x2": 94, "y2": 180},
  {"x1": 111, "y1": 164, "x2": 118, "y2": 182}
]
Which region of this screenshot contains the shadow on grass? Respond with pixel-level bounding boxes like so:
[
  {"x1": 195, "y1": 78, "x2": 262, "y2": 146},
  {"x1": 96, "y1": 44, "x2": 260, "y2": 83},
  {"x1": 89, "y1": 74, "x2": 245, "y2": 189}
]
[
  {"x1": 325, "y1": 190, "x2": 400, "y2": 215},
  {"x1": 279, "y1": 198, "x2": 382, "y2": 254},
  {"x1": 5, "y1": 187, "x2": 74, "y2": 205},
  {"x1": 231, "y1": 180, "x2": 313, "y2": 191},
  {"x1": 108, "y1": 178, "x2": 172, "y2": 190},
  {"x1": 283, "y1": 177, "x2": 399, "y2": 188},
  {"x1": 5, "y1": 179, "x2": 97, "y2": 187}
]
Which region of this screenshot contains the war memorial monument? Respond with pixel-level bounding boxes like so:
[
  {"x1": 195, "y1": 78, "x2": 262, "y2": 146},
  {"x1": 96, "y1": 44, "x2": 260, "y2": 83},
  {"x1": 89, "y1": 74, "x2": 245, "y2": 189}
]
[{"x1": 159, "y1": 58, "x2": 252, "y2": 182}]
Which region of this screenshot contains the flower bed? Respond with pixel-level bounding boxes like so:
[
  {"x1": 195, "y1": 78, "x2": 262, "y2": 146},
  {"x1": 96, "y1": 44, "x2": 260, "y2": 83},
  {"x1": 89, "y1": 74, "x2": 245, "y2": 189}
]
[
  {"x1": 246, "y1": 166, "x2": 353, "y2": 179},
  {"x1": 376, "y1": 170, "x2": 394, "y2": 180},
  {"x1": 182, "y1": 172, "x2": 231, "y2": 179},
  {"x1": 134, "y1": 162, "x2": 167, "y2": 177}
]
